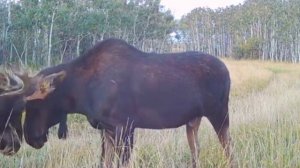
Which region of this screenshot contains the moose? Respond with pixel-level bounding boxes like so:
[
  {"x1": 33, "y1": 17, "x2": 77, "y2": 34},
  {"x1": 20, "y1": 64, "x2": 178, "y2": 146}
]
[
  {"x1": 2, "y1": 39, "x2": 234, "y2": 167},
  {"x1": 0, "y1": 66, "x2": 68, "y2": 155}
]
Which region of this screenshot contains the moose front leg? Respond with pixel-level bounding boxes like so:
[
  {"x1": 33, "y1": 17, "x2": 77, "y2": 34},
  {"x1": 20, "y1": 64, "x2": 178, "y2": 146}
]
[
  {"x1": 114, "y1": 125, "x2": 135, "y2": 167},
  {"x1": 58, "y1": 114, "x2": 68, "y2": 139},
  {"x1": 122, "y1": 132, "x2": 134, "y2": 165},
  {"x1": 101, "y1": 130, "x2": 115, "y2": 168},
  {"x1": 99, "y1": 123, "x2": 135, "y2": 168}
]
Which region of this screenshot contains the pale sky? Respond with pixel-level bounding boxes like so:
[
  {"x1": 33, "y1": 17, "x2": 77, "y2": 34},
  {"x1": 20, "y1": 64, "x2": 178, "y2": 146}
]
[{"x1": 161, "y1": 0, "x2": 245, "y2": 19}]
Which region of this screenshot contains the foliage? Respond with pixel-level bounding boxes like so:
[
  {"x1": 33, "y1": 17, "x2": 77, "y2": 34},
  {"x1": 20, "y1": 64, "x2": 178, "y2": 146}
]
[
  {"x1": 180, "y1": 0, "x2": 300, "y2": 63},
  {"x1": 1, "y1": 0, "x2": 300, "y2": 68},
  {"x1": 233, "y1": 37, "x2": 261, "y2": 59},
  {"x1": 0, "y1": 0, "x2": 175, "y2": 67}
]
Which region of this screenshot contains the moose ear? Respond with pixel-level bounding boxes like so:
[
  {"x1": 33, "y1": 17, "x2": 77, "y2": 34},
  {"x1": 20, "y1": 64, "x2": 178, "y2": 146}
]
[
  {"x1": 42, "y1": 71, "x2": 66, "y2": 86},
  {"x1": 25, "y1": 71, "x2": 66, "y2": 101}
]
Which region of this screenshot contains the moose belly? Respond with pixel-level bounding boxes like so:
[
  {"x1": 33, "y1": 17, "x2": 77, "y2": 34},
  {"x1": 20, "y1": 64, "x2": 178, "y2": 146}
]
[{"x1": 133, "y1": 102, "x2": 201, "y2": 129}]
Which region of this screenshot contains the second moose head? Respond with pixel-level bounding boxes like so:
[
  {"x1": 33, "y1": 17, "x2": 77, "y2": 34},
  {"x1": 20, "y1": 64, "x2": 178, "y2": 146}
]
[{"x1": 0, "y1": 65, "x2": 66, "y2": 155}]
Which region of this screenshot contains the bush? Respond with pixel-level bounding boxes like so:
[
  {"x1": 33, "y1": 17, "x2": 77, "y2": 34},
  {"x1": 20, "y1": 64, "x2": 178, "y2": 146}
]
[{"x1": 233, "y1": 37, "x2": 261, "y2": 59}]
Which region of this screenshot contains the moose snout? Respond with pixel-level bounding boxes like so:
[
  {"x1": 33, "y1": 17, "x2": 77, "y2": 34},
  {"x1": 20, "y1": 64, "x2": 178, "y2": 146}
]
[
  {"x1": 0, "y1": 130, "x2": 21, "y2": 155},
  {"x1": 24, "y1": 123, "x2": 48, "y2": 149}
]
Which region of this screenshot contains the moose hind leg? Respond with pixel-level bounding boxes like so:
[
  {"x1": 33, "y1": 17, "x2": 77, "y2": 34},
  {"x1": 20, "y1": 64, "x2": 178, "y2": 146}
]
[
  {"x1": 208, "y1": 113, "x2": 235, "y2": 167},
  {"x1": 186, "y1": 117, "x2": 201, "y2": 168}
]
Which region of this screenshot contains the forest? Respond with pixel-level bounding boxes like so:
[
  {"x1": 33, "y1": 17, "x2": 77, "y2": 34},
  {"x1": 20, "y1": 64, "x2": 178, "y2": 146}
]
[
  {"x1": 1, "y1": 1, "x2": 300, "y2": 167},
  {"x1": 1, "y1": 0, "x2": 300, "y2": 68}
]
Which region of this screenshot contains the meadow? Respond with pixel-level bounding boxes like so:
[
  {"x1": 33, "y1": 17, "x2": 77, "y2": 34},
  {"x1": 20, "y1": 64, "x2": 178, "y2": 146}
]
[{"x1": 1, "y1": 60, "x2": 300, "y2": 168}]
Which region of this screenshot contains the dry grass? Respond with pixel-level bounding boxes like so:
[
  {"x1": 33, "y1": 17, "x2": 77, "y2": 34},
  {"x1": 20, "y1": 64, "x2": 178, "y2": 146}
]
[{"x1": 1, "y1": 60, "x2": 300, "y2": 168}]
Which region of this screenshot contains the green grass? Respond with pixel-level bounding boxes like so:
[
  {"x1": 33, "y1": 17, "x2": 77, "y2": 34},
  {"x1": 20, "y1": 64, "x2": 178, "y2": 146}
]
[{"x1": 1, "y1": 60, "x2": 300, "y2": 168}]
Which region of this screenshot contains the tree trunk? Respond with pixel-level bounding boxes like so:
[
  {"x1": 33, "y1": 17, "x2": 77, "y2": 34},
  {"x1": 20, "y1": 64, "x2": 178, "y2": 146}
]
[
  {"x1": 48, "y1": 11, "x2": 55, "y2": 67},
  {"x1": 76, "y1": 35, "x2": 81, "y2": 57}
]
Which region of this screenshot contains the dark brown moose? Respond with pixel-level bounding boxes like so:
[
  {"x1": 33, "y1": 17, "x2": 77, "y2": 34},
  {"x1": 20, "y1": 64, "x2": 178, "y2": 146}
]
[
  {"x1": 22, "y1": 39, "x2": 233, "y2": 167},
  {"x1": 0, "y1": 66, "x2": 68, "y2": 155}
]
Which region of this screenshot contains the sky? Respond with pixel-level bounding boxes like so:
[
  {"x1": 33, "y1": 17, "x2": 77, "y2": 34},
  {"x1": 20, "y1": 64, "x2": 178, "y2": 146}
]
[{"x1": 160, "y1": 0, "x2": 245, "y2": 19}]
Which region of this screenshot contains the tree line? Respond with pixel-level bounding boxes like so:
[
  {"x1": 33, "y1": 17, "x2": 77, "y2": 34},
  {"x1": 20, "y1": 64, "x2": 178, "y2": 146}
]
[
  {"x1": 180, "y1": 0, "x2": 300, "y2": 63},
  {"x1": 0, "y1": 0, "x2": 174, "y2": 67},
  {"x1": 0, "y1": 0, "x2": 299, "y2": 68}
]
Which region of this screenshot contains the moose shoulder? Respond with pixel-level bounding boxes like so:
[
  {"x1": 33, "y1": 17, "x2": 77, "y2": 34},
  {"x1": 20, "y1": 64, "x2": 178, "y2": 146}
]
[{"x1": 23, "y1": 39, "x2": 234, "y2": 167}]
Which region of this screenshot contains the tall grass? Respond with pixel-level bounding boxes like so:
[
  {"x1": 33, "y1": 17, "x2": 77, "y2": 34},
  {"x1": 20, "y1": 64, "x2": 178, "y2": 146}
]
[{"x1": 1, "y1": 60, "x2": 300, "y2": 168}]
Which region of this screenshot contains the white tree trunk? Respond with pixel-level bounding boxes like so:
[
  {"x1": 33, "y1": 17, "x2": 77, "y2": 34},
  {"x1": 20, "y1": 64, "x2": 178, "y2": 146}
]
[
  {"x1": 48, "y1": 11, "x2": 55, "y2": 67},
  {"x1": 76, "y1": 35, "x2": 81, "y2": 57}
]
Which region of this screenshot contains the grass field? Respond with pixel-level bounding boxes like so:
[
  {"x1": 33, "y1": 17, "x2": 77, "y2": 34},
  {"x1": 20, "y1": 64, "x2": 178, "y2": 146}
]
[{"x1": 1, "y1": 60, "x2": 300, "y2": 168}]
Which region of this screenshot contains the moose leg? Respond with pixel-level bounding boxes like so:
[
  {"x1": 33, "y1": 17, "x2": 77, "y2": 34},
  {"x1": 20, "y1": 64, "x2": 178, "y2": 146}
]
[
  {"x1": 101, "y1": 130, "x2": 115, "y2": 168},
  {"x1": 58, "y1": 114, "x2": 68, "y2": 139},
  {"x1": 121, "y1": 129, "x2": 134, "y2": 165},
  {"x1": 208, "y1": 114, "x2": 235, "y2": 167},
  {"x1": 115, "y1": 126, "x2": 134, "y2": 167},
  {"x1": 100, "y1": 130, "x2": 105, "y2": 165},
  {"x1": 186, "y1": 117, "x2": 201, "y2": 168}
]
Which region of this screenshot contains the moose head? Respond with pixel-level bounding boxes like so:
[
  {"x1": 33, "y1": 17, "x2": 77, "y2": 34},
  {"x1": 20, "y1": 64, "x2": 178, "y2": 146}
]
[{"x1": 0, "y1": 65, "x2": 65, "y2": 155}]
